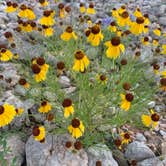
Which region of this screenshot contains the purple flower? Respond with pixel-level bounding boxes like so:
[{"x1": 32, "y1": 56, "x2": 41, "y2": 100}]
[{"x1": 102, "y1": 17, "x2": 112, "y2": 27}]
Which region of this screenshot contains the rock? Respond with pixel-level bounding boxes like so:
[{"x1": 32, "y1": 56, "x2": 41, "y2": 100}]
[
  {"x1": 148, "y1": 101, "x2": 156, "y2": 108},
  {"x1": 112, "y1": 150, "x2": 128, "y2": 166},
  {"x1": 135, "y1": 133, "x2": 147, "y2": 143},
  {"x1": 26, "y1": 134, "x2": 88, "y2": 166},
  {"x1": 160, "y1": 130, "x2": 166, "y2": 138},
  {"x1": 159, "y1": 17, "x2": 166, "y2": 26},
  {"x1": 64, "y1": 86, "x2": 77, "y2": 94},
  {"x1": 14, "y1": 85, "x2": 27, "y2": 96},
  {"x1": 161, "y1": 142, "x2": 166, "y2": 155},
  {"x1": 125, "y1": 141, "x2": 155, "y2": 162},
  {"x1": 58, "y1": 76, "x2": 71, "y2": 88},
  {"x1": 137, "y1": 156, "x2": 166, "y2": 166},
  {"x1": 0, "y1": 135, "x2": 25, "y2": 166},
  {"x1": 87, "y1": 144, "x2": 118, "y2": 166},
  {"x1": 0, "y1": 63, "x2": 20, "y2": 88}
]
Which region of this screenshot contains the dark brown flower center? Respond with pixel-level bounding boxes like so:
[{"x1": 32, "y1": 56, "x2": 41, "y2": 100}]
[
  {"x1": 155, "y1": 48, "x2": 160, "y2": 53},
  {"x1": 135, "y1": 51, "x2": 141, "y2": 56},
  {"x1": 91, "y1": 25, "x2": 100, "y2": 34},
  {"x1": 75, "y1": 51, "x2": 84, "y2": 60},
  {"x1": 41, "y1": 101, "x2": 47, "y2": 106},
  {"x1": 6, "y1": 1, "x2": 12, "y2": 6},
  {"x1": 80, "y1": 3, "x2": 84, "y2": 7},
  {"x1": 144, "y1": 25, "x2": 148, "y2": 28},
  {"x1": 15, "y1": 108, "x2": 18, "y2": 113},
  {"x1": 39, "y1": 0, "x2": 45, "y2": 4},
  {"x1": 144, "y1": 37, "x2": 149, "y2": 42},
  {"x1": 65, "y1": 6, "x2": 71, "y2": 13},
  {"x1": 144, "y1": 14, "x2": 149, "y2": 18},
  {"x1": 12, "y1": 3, "x2": 18, "y2": 8},
  {"x1": 153, "y1": 64, "x2": 160, "y2": 70},
  {"x1": 66, "y1": 26, "x2": 73, "y2": 33},
  {"x1": 114, "y1": 139, "x2": 122, "y2": 147},
  {"x1": 125, "y1": 93, "x2": 134, "y2": 102},
  {"x1": 123, "y1": 82, "x2": 131, "y2": 90},
  {"x1": 121, "y1": 59, "x2": 127, "y2": 65},
  {"x1": 65, "y1": 141, "x2": 72, "y2": 148},
  {"x1": 121, "y1": 11, "x2": 129, "y2": 18},
  {"x1": 137, "y1": 8, "x2": 140, "y2": 11},
  {"x1": 31, "y1": 64, "x2": 41, "y2": 74},
  {"x1": 89, "y1": 3, "x2": 94, "y2": 8},
  {"x1": 100, "y1": 75, "x2": 106, "y2": 81},
  {"x1": 160, "y1": 78, "x2": 166, "y2": 86},
  {"x1": 124, "y1": 133, "x2": 130, "y2": 139},
  {"x1": 136, "y1": 17, "x2": 144, "y2": 24},
  {"x1": 37, "y1": 57, "x2": 45, "y2": 66},
  {"x1": 74, "y1": 141, "x2": 82, "y2": 150},
  {"x1": 15, "y1": 27, "x2": 22, "y2": 32},
  {"x1": 30, "y1": 22, "x2": 37, "y2": 27},
  {"x1": 0, "y1": 106, "x2": 4, "y2": 115},
  {"x1": 151, "y1": 113, "x2": 160, "y2": 122},
  {"x1": 11, "y1": 43, "x2": 16, "y2": 48},
  {"x1": 58, "y1": 3, "x2": 64, "y2": 9},
  {"x1": 46, "y1": 113, "x2": 54, "y2": 121},
  {"x1": 43, "y1": 10, "x2": 51, "y2": 17},
  {"x1": 4, "y1": 32, "x2": 12, "y2": 38},
  {"x1": 85, "y1": 29, "x2": 91, "y2": 37},
  {"x1": 121, "y1": 5, "x2": 126, "y2": 9},
  {"x1": 62, "y1": 98, "x2": 72, "y2": 107},
  {"x1": 71, "y1": 118, "x2": 80, "y2": 128},
  {"x1": 40, "y1": 138, "x2": 45, "y2": 143},
  {"x1": 19, "y1": 78, "x2": 26, "y2": 85},
  {"x1": 0, "y1": 48, "x2": 6, "y2": 53},
  {"x1": 20, "y1": 4, "x2": 27, "y2": 10},
  {"x1": 57, "y1": 61, "x2": 65, "y2": 70},
  {"x1": 96, "y1": 160, "x2": 102, "y2": 166},
  {"x1": 110, "y1": 21, "x2": 116, "y2": 26},
  {"x1": 111, "y1": 37, "x2": 120, "y2": 46},
  {"x1": 123, "y1": 30, "x2": 131, "y2": 35},
  {"x1": 32, "y1": 126, "x2": 40, "y2": 136}
]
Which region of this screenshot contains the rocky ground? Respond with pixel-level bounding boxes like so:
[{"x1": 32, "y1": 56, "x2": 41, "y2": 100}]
[{"x1": 0, "y1": 0, "x2": 166, "y2": 166}]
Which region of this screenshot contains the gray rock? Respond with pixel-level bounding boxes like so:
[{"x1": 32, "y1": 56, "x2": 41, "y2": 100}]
[
  {"x1": 112, "y1": 150, "x2": 128, "y2": 166},
  {"x1": 58, "y1": 76, "x2": 71, "y2": 88},
  {"x1": 137, "y1": 156, "x2": 166, "y2": 166},
  {"x1": 0, "y1": 135, "x2": 25, "y2": 166},
  {"x1": 125, "y1": 141, "x2": 155, "y2": 162},
  {"x1": 64, "y1": 86, "x2": 77, "y2": 94},
  {"x1": 159, "y1": 17, "x2": 166, "y2": 26},
  {"x1": 161, "y1": 142, "x2": 166, "y2": 156},
  {"x1": 159, "y1": 130, "x2": 166, "y2": 138},
  {"x1": 135, "y1": 133, "x2": 147, "y2": 143},
  {"x1": 26, "y1": 134, "x2": 88, "y2": 166},
  {"x1": 87, "y1": 144, "x2": 118, "y2": 166}
]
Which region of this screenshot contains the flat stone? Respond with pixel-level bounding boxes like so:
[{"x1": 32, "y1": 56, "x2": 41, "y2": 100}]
[{"x1": 125, "y1": 141, "x2": 155, "y2": 162}]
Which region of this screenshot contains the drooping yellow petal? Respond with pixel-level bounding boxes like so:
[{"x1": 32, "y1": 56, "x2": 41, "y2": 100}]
[{"x1": 141, "y1": 114, "x2": 152, "y2": 127}]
